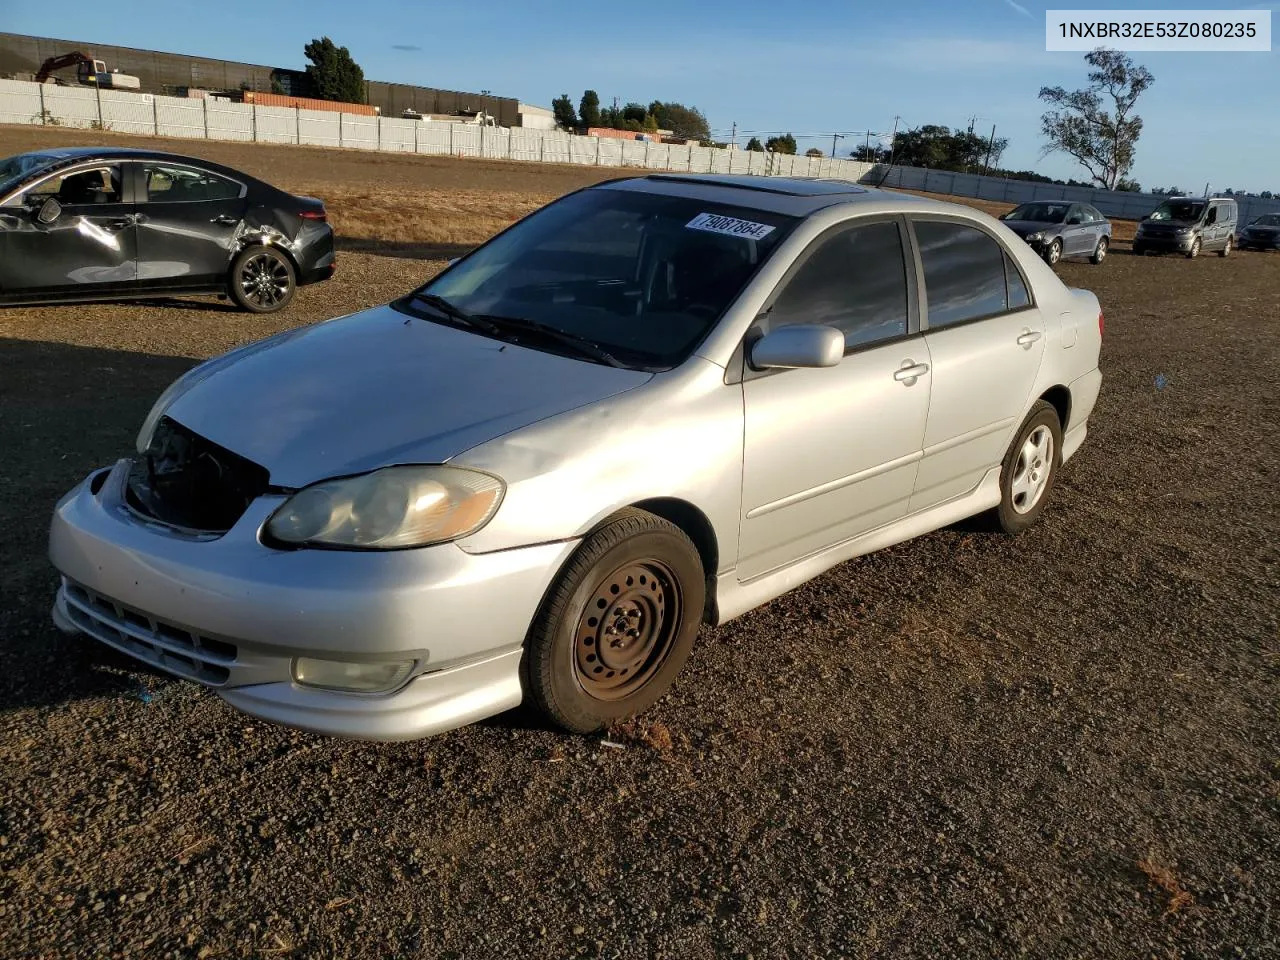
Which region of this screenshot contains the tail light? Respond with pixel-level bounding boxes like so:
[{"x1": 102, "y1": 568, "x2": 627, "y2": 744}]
[
  {"x1": 1098, "y1": 310, "x2": 1105, "y2": 337},
  {"x1": 299, "y1": 208, "x2": 327, "y2": 222}
]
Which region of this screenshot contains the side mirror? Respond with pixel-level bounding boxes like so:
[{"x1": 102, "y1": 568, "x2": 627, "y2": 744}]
[
  {"x1": 750, "y1": 324, "x2": 844, "y2": 370},
  {"x1": 36, "y1": 197, "x2": 62, "y2": 224},
  {"x1": 1067, "y1": 216, "x2": 1082, "y2": 225}
]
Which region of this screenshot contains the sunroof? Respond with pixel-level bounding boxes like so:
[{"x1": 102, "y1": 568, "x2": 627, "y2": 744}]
[{"x1": 645, "y1": 174, "x2": 867, "y2": 197}]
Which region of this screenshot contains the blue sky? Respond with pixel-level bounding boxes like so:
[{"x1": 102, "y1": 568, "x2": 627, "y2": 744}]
[{"x1": 7, "y1": 0, "x2": 1277, "y2": 192}]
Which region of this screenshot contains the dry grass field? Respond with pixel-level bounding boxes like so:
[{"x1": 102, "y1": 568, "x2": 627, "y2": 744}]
[{"x1": 0, "y1": 126, "x2": 1277, "y2": 960}]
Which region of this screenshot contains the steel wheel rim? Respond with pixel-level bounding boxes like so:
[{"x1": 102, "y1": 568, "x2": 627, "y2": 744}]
[
  {"x1": 239, "y1": 252, "x2": 290, "y2": 307},
  {"x1": 1047, "y1": 240, "x2": 1062, "y2": 264},
  {"x1": 1096, "y1": 238, "x2": 1107, "y2": 261},
  {"x1": 573, "y1": 559, "x2": 682, "y2": 701},
  {"x1": 1010, "y1": 425, "x2": 1053, "y2": 515}
]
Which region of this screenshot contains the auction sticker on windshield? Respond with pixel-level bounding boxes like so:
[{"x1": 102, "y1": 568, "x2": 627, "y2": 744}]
[{"x1": 686, "y1": 213, "x2": 776, "y2": 240}]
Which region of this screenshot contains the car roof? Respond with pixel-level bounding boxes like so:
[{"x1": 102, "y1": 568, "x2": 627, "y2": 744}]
[
  {"x1": 14, "y1": 146, "x2": 263, "y2": 185},
  {"x1": 596, "y1": 173, "x2": 944, "y2": 217}
]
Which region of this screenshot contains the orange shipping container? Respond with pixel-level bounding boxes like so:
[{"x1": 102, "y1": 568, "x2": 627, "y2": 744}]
[
  {"x1": 587, "y1": 127, "x2": 650, "y2": 141},
  {"x1": 242, "y1": 91, "x2": 378, "y2": 116}
]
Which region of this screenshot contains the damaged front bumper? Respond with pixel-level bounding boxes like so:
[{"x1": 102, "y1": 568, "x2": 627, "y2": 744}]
[{"x1": 48, "y1": 459, "x2": 578, "y2": 740}]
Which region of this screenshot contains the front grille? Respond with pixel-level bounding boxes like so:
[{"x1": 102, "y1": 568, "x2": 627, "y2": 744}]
[
  {"x1": 62, "y1": 579, "x2": 236, "y2": 685},
  {"x1": 126, "y1": 416, "x2": 270, "y2": 533}
]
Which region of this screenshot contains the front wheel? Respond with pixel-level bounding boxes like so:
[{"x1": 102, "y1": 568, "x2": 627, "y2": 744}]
[
  {"x1": 1219, "y1": 236, "x2": 1232, "y2": 258},
  {"x1": 993, "y1": 401, "x2": 1063, "y2": 535},
  {"x1": 1044, "y1": 238, "x2": 1063, "y2": 266},
  {"x1": 522, "y1": 509, "x2": 705, "y2": 733},
  {"x1": 229, "y1": 244, "x2": 297, "y2": 313},
  {"x1": 1090, "y1": 236, "x2": 1109, "y2": 264},
  {"x1": 1186, "y1": 237, "x2": 1202, "y2": 259}
]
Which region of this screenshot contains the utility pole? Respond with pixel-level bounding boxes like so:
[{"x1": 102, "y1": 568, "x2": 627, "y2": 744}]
[
  {"x1": 982, "y1": 124, "x2": 997, "y2": 177},
  {"x1": 830, "y1": 132, "x2": 845, "y2": 158},
  {"x1": 730, "y1": 121, "x2": 737, "y2": 149}
]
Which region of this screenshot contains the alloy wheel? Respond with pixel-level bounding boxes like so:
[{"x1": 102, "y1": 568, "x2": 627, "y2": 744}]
[
  {"x1": 239, "y1": 252, "x2": 291, "y2": 308},
  {"x1": 1010, "y1": 425, "x2": 1054, "y2": 515}
]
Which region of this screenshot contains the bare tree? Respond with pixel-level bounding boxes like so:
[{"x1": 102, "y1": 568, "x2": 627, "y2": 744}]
[{"x1": 1038, "y1": 47, "x2": 1154, "y2": 190}]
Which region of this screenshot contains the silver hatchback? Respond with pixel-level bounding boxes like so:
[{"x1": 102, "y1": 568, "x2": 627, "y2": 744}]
[{"x1": 49, "y1": 174, "x2": 1104, "y2": 740}]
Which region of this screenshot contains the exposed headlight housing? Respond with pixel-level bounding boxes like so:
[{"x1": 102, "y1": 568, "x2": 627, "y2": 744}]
[
  {"x1": 1026, "y1": 231, "x2": 1045, "y2": 243},
  {"x1": 265, "y1": 465, "x2": 505, "y2": 550},
  {"x1": 293, "y1": 657, "x2": 415, "y2": 693}
]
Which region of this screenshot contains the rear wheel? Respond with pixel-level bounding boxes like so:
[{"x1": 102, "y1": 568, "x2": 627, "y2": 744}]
[
  {"x1": 1219, "y1": 236, "x2": 1232, "y2": 258},
  {"x1": 1044, "y1": 238, "x2": 1063, "y2": 266},
  {"x1": 229, "y1": 244, "x2": 296, "y2": 313},
  {"x1": 993, "y1": 401, "x2": 1063, "y2": 535},
  {"x1": 1090, "y1": 236, "x2": 1108, "y2": 264},
  {"x1": 522, "y1": 509, "x2": 704, "y2": 733}
]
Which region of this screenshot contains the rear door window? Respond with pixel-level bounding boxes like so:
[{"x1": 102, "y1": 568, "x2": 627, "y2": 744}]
[
  {"x1": 141, "y1": 164, "x2": 241, "y2": 203},
  {"x1": 913, "y1": 220, "x2": 1012, "y2": 329}
]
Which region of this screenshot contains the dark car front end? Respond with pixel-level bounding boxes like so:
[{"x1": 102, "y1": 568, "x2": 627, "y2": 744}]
[{"x1": 1239, "y1": 217, "x2": 1280, "y2": 251}]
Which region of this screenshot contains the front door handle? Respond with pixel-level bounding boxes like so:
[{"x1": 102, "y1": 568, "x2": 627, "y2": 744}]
[
  {"x1": 1016, "y1": 330, "x2": 1043, "y2": 348},
  {"x1": 894, "y1": 361, "x2": 930, "y2": 384},
  {"x1": 211, "y1": 214, "x2": 239, "y2": 225}
]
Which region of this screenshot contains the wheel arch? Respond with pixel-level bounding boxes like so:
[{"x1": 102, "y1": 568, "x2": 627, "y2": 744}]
[
  {"x1": 629, "y1": 497, "x2": 720, "y2": 625},
  {"x1": 1039, "y1": 384, "x2": 1072, "y2": 432}
]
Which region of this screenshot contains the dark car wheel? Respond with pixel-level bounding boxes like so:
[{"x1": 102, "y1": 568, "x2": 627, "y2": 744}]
[
  {"x1": 522, "y1": 508, "x2": 704, "y2": 734},
  {"x1": 1090, "y1": 236, "x2": 1108, "y2": 264},
  {"x1": 230, "y1": 245, "x2": 296, "y2": 313},
  {"x1": 1044, "y1": 238, "x2": 1063, "y2": 266},
  {"x1": 993, "y1": 400, "x2": 1063, "y2": 536}
]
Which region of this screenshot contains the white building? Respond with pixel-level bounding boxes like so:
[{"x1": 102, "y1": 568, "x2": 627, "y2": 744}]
[{"x1": 518, "y1": 102, "x2": 557, "y2": 130}]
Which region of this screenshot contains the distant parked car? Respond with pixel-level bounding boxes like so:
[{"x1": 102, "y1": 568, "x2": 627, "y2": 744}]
[
  {"x1": 1132, "y1": 196, "x2": 1237, "y2": 258},
  {"x1": 998, "y1": 201, "x2": 1112, "y2": 266},
  {"x1": 48, "y1": 174, "x2": 1104, "y2": 741},
  {"x1": 1238, "y1": 213, "x2": 1280, "y2": 251},
  {"x1": 0, "y1": 147, "x2": 335, "y2": 312}
]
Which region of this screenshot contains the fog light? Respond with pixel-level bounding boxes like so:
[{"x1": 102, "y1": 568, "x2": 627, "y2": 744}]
[{"x1": 292, "y1": 657, "x2": 415, "y2": 693}]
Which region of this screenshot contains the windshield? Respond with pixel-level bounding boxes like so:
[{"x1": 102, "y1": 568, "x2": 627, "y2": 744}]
[
  {"x1": 1252, "y1": 214, "x2": 1280, "y2": 226},
  {"x1": 399, "y1": 187, "x2": 799, "y2": 369},
  {"x1": 1006, "y1": 202, "x2": 1070, "y2": 223},
  {"x1": 1150, "y1": 200, "x2": 1205, "y2": 222},
  {"x1": 0, "y1": 152, "x2": 60, "y2": 197}
]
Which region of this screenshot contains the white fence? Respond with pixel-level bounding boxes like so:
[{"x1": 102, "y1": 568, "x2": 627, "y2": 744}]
[
  {"x1": 0, "y1": 77, "x2": 876, "y2": 182},
  {"x1": 865, "y1": 163, "x2": 1280, "y2": 224}
]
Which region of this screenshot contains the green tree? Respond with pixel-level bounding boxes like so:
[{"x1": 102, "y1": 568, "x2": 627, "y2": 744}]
[
  {"x1": 1116, "y1": 177, "x2": 1142, "y2": 192},
  {"x1": 1039, "y1": 47, "x2": 1154, "y2": 190},
  {"x1": 552, "y1": 94, "x2": 577, "y2": 129},
  {"x1": 622, "y1": 102, "x2": 647, "y2": 125},
  {"x1": 643, "y1": 113, "x2": 659, "y2": 133},
  {"x1": 765, "y1": 134, "x2": 797, "y2": 155},
  {"x1": 649, "y1": 102, "x2": 711, "y2": 141},
  {"x1": 805, "y1": 147, "x2": 824, "y2": 158},
  {"x1": 579, "y1": 90, "x2": 601, "y2": 128},
  {"x1": 1261, "y1": 190, "x2": 1274, "y2": 199},
  {"x1": 303, "y1": 37, "x2": 366, "y2": 104},
  {"x1": 888, "y1": 125, "x2": 1007, "y2": 171},
  {"x1": 745, "y1": 137, "x2": 764, "y2": 152}
]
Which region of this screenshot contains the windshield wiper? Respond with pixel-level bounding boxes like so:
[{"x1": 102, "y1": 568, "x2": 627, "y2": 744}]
[
  {"x1": 474, "y1": 314, "x2": 627, "y2": 368},
  {"x1": 406, "y1": 293, "x2": 501, "y2": 335}
]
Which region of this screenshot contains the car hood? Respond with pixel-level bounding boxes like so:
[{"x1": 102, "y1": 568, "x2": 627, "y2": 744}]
[
  {"x1": 163, "y1": 304, "x2": 654, "y2": 488},
  {"x1": 1003, "y1": 220, "x2": 1062, "y2": 236}
]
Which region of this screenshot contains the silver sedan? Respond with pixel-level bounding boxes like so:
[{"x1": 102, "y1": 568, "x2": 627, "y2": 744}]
[{"x1": 48, "y1": 174, "x2": 1104, "y2": 740}]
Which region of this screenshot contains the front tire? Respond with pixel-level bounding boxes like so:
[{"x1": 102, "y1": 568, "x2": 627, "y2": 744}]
[
  {"x1": 1186, "y1": 236, "x2": 1202, "y2": 259},
  {"x1": 994, "y1": 401, "x2": 1063, "y2": 535},
  {"x1": 523, "y1": 509, "x2": 705, "y2": 733},
  {"x1": 1219, "y1": 236, "x2": 1232, "y2": 258},
  {"x1": 1090, "y1": 236, "x2": 1109, "y2": 264},
  {"x1": 1044, "y1": 238, "x2": 1063, "y2": 266},
  {"x1": 229, "y1": 245, "x2": 296, "y2": 314}
]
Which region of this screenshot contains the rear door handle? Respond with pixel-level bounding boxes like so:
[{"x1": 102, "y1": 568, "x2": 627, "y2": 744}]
[
  {"x1": 1016, "y1": 330, "x2": 1043, "y2": 347},
  {"x1": 894, "y1": 361, "x2": 930, "y2": 383},
  {"x1": 211, "y1": 214, "x2": 239, "y2": 225}
]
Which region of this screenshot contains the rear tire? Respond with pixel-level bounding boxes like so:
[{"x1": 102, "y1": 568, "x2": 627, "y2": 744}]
[
  {"x1": 993, "y1": 401, "x2": 1063, "y2": 536},
  {"x1": 1090, "y1": 236, "x2": 1108, "y2": 265},
  {"x1": 229, "y1": 244, "x2": 296, "y2": 314},
  {"x1": 522, "y1": 509, "x2": 705, "y2": 734}
]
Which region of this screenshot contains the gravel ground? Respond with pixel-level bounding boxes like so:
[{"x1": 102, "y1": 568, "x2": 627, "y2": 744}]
[{"x1": 1, "y1": 131, "x2": 1278, "y2": 959}]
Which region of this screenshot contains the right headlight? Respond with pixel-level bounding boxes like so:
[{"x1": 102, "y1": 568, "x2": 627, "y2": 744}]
[
  {"x1": 1026, "y1": 231, "x2": 1045, "y2": 242},
  {"x1": 265, "y1": 465, "x2": 505, "y2": 550}
]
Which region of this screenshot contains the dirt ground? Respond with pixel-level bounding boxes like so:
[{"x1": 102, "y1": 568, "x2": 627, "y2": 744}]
[{"x1": 0, "y1": 127, "x2": 1278, "y2": 960}]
